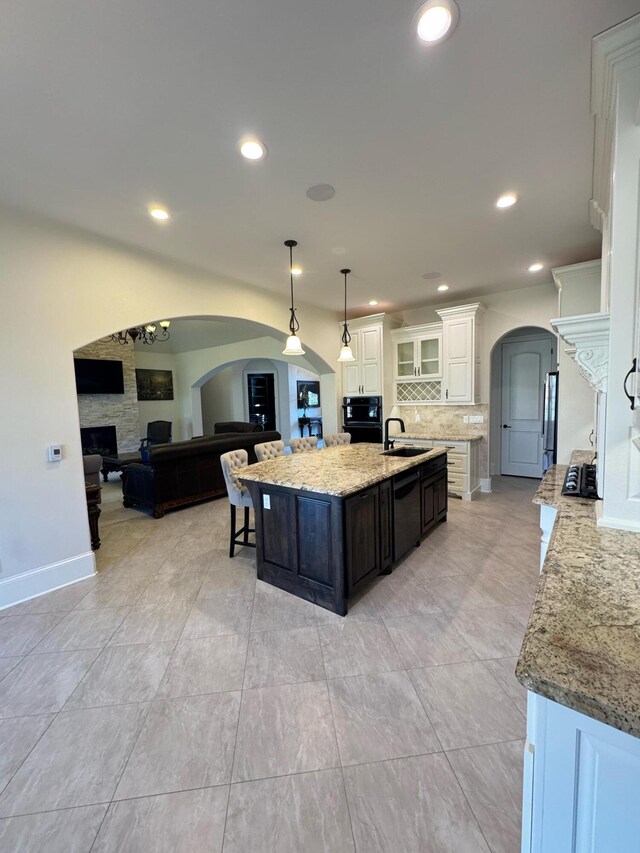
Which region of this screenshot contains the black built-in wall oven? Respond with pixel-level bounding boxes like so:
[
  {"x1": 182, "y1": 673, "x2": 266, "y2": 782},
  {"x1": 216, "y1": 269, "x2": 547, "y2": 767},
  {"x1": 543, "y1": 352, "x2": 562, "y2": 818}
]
[{"x1": 342, "y1": 396, "x2": 383, "y2": 443}]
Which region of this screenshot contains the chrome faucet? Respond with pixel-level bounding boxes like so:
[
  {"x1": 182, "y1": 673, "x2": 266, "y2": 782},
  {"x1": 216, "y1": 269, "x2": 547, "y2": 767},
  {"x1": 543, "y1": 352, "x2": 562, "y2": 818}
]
[{"x1": 384, "y1": 418, "x2": 405, "y2": 451}]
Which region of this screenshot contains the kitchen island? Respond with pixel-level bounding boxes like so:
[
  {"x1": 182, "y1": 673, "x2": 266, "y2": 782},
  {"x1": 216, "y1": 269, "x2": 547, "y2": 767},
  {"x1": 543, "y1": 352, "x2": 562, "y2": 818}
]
[{"x1": 239, "y1": 443, "x2": 447, "y2": 615}]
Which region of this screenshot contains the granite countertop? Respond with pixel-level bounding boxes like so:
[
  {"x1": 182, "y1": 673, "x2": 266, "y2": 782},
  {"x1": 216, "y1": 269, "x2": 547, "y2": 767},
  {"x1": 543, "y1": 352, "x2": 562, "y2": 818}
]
[
  {"x1": 398, "y1": 433, "x2": 483, "y2": 443},
  {"x1": 516, "y1": 450, "x2": 640, "y2": 737},
  {"x1": 239, "y1": 443, "x2": 446, "y2": 498}
]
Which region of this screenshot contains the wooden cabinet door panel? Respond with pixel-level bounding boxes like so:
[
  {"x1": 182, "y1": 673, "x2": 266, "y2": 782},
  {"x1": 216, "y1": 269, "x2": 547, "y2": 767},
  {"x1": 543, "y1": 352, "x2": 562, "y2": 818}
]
[
  {"x1": 379, "y1": 479, "x2": 393, "y2": 571},
  {"x1": 421, "y1": 480, "x2": 436, "y2": 535},
  {"x1": 296, "y1": 496, "x2": 334, "y2": 588},
  {"x1": 345, "y1": 486, "x2": 380, "y2": 592}
]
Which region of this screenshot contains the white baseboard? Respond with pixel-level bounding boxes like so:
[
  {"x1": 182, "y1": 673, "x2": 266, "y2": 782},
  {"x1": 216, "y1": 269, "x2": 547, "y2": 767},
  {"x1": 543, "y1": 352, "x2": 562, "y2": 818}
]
[
  {"x1": 480, "y1": 478, "x2": 492, "y2": 493},
  {"x1": 0, "y1": 552, "x2": 96, "y2": 611},
  {"x1": 597, "y1": 514, "x2": 640, "y2": 533}
]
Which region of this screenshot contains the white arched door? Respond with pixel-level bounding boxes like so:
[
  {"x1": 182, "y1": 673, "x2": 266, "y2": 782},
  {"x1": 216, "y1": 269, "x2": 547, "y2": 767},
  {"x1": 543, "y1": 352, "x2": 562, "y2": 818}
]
[{"x1": 501, "y1": 337, "x2": 554, "y2": 477}]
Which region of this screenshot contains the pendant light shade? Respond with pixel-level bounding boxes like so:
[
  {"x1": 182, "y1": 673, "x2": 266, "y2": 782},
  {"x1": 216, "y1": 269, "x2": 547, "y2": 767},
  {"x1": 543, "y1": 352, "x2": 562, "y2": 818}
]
[
  {"x1": 282, "y1": 239, "x2": 305, "y2": 356},
  {"x1": 337, "y1": 268, "x2": 356, "y2": 362}
]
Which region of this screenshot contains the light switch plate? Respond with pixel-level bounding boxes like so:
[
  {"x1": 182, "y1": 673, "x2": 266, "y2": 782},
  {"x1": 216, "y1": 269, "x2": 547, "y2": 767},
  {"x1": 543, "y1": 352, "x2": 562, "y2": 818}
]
[
  {"x1": 263, "y1": 494, "x2": 271, "y2": 509},
  {"x1": 463, "y1": 416, "x2": 469, "y2": 423},
  {"x1": 468, "y1": 415, "x2": 484, "y2": 424}
]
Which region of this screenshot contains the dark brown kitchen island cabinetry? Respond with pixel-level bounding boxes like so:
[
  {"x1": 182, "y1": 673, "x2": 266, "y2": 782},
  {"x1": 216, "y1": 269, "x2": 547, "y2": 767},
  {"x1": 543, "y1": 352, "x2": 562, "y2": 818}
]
[{"x1": 240, "y1": 444, "x2": 447, "y2": 616}]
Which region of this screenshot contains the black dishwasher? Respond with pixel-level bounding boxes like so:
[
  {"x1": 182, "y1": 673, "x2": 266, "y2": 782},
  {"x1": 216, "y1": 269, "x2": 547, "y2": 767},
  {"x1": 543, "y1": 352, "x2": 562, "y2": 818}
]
[{"x1": 393, "y1": 469, "x2": 421, "y2": 562}]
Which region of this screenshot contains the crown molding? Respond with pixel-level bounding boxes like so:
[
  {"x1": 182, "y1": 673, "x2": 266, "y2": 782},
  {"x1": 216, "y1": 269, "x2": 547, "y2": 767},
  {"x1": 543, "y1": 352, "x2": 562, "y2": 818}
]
[
  {"x1": 435, "y1": 302, "x2": 486, "y2": 321},
  {"x1": 591, "y1": 15, "x2": 640, "y2": 230},
  {"x1": 551, "y1": 312, "x2": 610, "y2": 393},
  {"x1": 551, "y1": 259, "x2": 602, "y2": 292}
]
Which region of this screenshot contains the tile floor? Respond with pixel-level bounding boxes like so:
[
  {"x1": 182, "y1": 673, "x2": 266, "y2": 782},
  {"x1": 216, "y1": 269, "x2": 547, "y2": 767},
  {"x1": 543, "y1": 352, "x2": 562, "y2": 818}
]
[{"x1": 0, "y1": 474, "x2": 539, "y2": 852}]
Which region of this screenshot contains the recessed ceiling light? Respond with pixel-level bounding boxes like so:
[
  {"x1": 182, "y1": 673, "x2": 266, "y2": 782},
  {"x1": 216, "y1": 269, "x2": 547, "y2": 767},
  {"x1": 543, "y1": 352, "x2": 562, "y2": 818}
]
[
  {"x1": 368, "y1": 300, "x2": 379, "y2": 306},
  {"x1": 238, "y1": 137, "x2": 267, "y2": 160},
  {"x1": 291, "y1": 266, "x2": 302, "y2": 276},
  {"x1": 496, "y1": 192, "x2": 519, "y2": 209},
  {"x1": 415, "y1": 0, "x2": 459, "y2": 44},
  {"x1": 331, "y1": 246, "x2": 347, "y2": 255},
  {"x1": 437, "y1": 283, "x2": 450, "y2": 292},
  {"x1": 528, "y1": 262, "x2": 544, "y2": 272},
  {"x1": 306, "y1": 184, "x2": 335, "y2": 202},
  {"x1": 148, "y1": 206, "x2": 170, "y2": 221}
]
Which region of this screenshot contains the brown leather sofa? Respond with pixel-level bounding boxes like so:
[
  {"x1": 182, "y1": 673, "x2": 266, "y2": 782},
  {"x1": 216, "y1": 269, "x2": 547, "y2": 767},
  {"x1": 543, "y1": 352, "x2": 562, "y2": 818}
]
[{"x1": 121, "y1": 430, "x2": 281, "y2": 518}]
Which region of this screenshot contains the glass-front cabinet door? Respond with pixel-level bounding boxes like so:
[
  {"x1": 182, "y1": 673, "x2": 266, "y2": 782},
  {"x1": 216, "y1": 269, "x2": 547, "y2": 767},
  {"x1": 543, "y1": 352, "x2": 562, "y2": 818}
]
[
  {"x1": 418, "y1": 334, "x2": 441, "y2": 377},
  {"x1": 395, "y1": 339, "x2": 416, "y2": 378}
]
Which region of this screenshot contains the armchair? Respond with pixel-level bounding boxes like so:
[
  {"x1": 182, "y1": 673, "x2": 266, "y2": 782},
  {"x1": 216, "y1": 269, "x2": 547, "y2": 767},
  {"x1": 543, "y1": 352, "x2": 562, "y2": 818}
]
[{"x1": 140, "y1": 420, "x2": 172, "y2": 450}]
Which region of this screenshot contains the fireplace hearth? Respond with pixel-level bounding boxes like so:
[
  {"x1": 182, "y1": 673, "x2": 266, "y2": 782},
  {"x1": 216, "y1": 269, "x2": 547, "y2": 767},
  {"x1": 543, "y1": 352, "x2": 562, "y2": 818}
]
[{"x1": 81, "y1": 425, "x2": 118, "y2": 457}]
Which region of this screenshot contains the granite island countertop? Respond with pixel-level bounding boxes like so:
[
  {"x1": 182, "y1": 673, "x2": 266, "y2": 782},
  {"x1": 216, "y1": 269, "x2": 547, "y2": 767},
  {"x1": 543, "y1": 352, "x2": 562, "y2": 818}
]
[
  {"x1": 397, "y1": 433, "x2": 483, "y2": 443},
  {"x1": 516, "y1": 450, "x2": 640, "y2": 737},
  {"x1": 239, "y1": 442, "x2": 446, "y2": 498}
]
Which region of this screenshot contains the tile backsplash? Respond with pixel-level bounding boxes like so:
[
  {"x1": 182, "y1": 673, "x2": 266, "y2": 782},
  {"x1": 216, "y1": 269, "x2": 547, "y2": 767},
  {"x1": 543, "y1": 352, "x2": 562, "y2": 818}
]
[{"x1": 389, "y1": 404, "x2": 489, "y2": 478}]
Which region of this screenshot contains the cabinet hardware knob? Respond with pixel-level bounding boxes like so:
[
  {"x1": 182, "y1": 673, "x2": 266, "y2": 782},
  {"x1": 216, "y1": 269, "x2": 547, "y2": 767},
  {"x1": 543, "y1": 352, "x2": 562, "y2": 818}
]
[
  {"x1": 445, "y1": 389, "x2": 448, "y2": 400},
  {"x1": 502, "y1": 424, "x2": 511, "y2": 429},
  {"x1": 447, "y1": 480, "x2": 455, "y2": 484}
]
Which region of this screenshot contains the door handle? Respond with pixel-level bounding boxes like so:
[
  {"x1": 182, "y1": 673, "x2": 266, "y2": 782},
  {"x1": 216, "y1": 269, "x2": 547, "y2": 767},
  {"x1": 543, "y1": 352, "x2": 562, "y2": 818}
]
[
  {"x1": 502, "y1": 424, "x2": 511, "y2": 429},
  {"x1": 623, "y1": 358, "x2": 637, "y2": 411}
]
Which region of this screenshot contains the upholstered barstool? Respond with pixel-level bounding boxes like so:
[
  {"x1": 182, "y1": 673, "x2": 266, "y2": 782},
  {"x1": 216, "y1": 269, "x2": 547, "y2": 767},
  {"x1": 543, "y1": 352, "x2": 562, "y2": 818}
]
[
  {"x1": 323, "y1": 433, "x2": 351, "y2": 447},
  {"x1": 289, "y1": 437, "x2": 319, "y2": 453},
  {"x1": 254, "y1": 440, "x2": 286, "y2": 462},
  {"x1": 219, "y1": 449, "x2": 255, "y2": 557}
]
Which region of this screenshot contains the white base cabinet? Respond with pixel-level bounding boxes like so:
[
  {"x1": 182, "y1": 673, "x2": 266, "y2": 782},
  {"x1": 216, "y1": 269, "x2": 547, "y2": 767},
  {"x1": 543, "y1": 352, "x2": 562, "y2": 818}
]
[
  {"x1": 523, "y1": 692, "x2": 640, "y2": 853},
  {"x1": 394, "y1": 438, "x2": 480, "y2": 501}
]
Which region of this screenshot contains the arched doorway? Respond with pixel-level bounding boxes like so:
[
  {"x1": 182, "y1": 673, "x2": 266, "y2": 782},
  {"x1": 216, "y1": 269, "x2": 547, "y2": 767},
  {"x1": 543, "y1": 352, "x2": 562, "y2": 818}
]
[{"x1": 489, "y1": 326, "x2": 557, "y2": 478}]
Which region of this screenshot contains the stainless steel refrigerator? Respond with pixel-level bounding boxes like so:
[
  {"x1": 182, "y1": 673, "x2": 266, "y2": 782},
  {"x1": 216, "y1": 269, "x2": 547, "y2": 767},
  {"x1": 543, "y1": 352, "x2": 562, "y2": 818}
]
[{"x1": 542, "y1": 371, "x2": 559, "y2": 473}]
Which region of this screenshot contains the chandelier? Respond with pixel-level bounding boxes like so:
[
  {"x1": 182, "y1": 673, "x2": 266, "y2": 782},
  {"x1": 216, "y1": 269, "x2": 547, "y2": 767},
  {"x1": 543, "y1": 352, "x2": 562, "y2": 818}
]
[{"x1": 109, "y1": 320, "x2": 171, "y2": 346}]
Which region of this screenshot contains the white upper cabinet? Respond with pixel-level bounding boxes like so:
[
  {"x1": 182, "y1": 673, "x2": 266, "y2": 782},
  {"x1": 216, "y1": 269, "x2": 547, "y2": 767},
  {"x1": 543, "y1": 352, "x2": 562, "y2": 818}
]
[
  {"x1": 341, "y1": 319, "x2": 383, "y2": 396},
  {"x1": 391, "y1": 304, "x2": 484, "y2": 405},
  {"x1": 438, "y1": 304, "x2": 485, "y2": 404}
]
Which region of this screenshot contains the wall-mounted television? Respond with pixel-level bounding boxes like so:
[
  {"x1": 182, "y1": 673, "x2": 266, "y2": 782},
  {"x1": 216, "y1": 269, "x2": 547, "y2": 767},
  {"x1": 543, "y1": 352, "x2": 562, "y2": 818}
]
[
  {"x1": 297, "y1": 380, "x2": 320, "y2": 409},
  {"x1": 74, "y1": 358, "x2": 125, "y2": 395}
]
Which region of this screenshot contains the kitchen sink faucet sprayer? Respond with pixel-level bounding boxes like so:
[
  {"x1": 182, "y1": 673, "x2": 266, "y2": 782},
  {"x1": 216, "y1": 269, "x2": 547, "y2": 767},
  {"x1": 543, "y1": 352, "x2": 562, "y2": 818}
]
[{"x1": 384, "y1": 418, "x2": 405, "y2": 451}]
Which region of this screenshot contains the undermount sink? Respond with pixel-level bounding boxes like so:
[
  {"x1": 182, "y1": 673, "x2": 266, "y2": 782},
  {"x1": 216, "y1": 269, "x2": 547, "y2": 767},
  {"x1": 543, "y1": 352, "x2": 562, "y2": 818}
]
[{"x1": 381, "y1": 447, "x2": 427, "y2": 457}]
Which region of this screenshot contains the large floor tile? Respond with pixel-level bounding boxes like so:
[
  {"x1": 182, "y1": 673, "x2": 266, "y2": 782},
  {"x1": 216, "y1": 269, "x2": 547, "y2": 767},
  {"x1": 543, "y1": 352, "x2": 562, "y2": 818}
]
[
  {"x1": 0, "y1": 804, "x2": 107, "y2": 853},
  {"x1": 108, "y1": 601, "x2": 191, "y2": 645},
  {"x1": 0, "y1": 703, "x2": 149, "y2": 815},
  {"x1": 409, "y1": 661, "x2": 525, "y2": 750},
  {"x1": 0, "y1": 613, "x2": 65, "y2": 657},
  {"x1": 8, "y1": 580, "x2": 98, "y2": 615},
  {"x1": 0, "y1": 715, "x2": 54, "y2": 795},
  {"x1": 314, "y1": 591, "x2": 380, "y2": 624},
  {"x1": 65, "y1": 642, "x2": 174, "y2": 709},
  {"x1": 318, "y1": 620, "x2": 402, "y2": 678},
  {"x1": 482, "y1": 657, "x2": 528, "y2": 716},
  {"x1": 73, "y1": 574, "x2": 152, "y2": 610},
  {"x1": 450, "y1": 606, "x2": 527, "y2": 659},
  {"x1": 198, "y1": 563, "x2": 256, "y2": 600},
  {"x1": 232, "y1": 680, "x2": 338, "y2": 782},
  {"x1": 343, "y1": 753, "x2": 489, "y2": 852},
  {"x1": 224, "y1": 769, "x2": 354, "y2": 853},
  {"x1": 244, "y1": 626, "x2": 325, "y2": 689},
  {"x1": 0, "y1": 656, "x2": 23, "y2": 681},
  {"x1": 0, "y1": 649, "x2": 99, "y2": 717},
  {"x1": 33, "y1": 608, "x2": 130, "y2": 652},
  {"x1": 383, "y1": 612, "x2": 477, "y2": 668},
  {"x1": 447, "y1": 739, "x2": 525, "y2": 853},
  {"x1": 93, "y1": 786, "x2": 228, "y2": 853},
  {"x1": 156, "y1": 634, "x2": 247, "y2": 698},
  {"x1": 250, "y1": 583, "x2": 318, "y2": 632},
  {"x1": 182, "y1": 594, "x2": 253, "y2": 639},
  {"x1": 423, "y1": 575, "x2": 507, "y2": 612},
  {"x1": 136, "y1": 571, "x2": 203, "y2": 605},
  {"x1": 328, "y1": 670, "x2": 440, "y2": 766},
  {"x1": 369, "y1": 575, "x2": 442, "y2": 618},
  {"x1": 114, "y1": 692, "x2": 240, "y2": 799}
]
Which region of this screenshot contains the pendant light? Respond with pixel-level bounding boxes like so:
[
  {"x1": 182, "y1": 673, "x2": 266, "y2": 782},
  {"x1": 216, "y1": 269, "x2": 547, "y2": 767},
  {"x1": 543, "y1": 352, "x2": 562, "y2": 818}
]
[
  {"x1": 282, "y1": 239, "x2": 305, "y2": 355},
  {"x1": 337, "y1": 268, "x2": 356, "y2": 362}
]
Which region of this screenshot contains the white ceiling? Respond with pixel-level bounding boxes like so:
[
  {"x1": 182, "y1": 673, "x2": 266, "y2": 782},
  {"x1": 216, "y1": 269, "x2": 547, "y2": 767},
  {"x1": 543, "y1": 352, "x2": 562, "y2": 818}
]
[{"x1": 2, "y1": 1, "x2": 638, "y2": 315}]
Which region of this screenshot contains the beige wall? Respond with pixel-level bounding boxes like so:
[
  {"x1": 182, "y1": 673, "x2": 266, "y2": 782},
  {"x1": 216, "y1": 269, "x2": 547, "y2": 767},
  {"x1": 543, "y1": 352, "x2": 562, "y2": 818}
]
[{"x1": 0, "y1": 208, "x2": 339, "y2": 606}]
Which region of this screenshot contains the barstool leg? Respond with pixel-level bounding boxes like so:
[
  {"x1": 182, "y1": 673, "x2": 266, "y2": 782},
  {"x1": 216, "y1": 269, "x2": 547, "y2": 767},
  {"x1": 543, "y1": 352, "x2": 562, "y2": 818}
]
[
  {"x1": 229, "y1": 504, "x2": 236, "y2": 558},
  {"x1": 243, "y1": 507, "x2": 250, "y2": 545}
]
